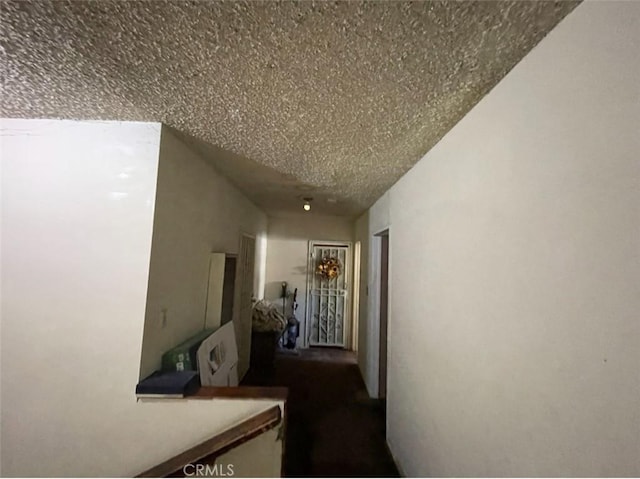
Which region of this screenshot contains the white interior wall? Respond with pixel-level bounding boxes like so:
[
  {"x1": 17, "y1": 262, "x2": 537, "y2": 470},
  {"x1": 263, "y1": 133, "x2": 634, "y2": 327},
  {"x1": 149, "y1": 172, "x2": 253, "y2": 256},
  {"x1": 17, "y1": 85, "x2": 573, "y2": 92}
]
[
  {"x1": 355, "y1": 192, "x2": 390, "y2": 396},
  {"x1": 139, "y1": 126, "x2": 268, "y2": 379},
  {"x1": 0, "y1": 120, "x2": 278, "y2": 477},
  {"x1": 354, "y1": 215, "x2": 369, "y2": 378},
  {"x1": 358, "y1": 2, "x2": 640, "y2": 476},
  {"x1": 265, "y1": 213, "x2": 354, "y2": 348}
]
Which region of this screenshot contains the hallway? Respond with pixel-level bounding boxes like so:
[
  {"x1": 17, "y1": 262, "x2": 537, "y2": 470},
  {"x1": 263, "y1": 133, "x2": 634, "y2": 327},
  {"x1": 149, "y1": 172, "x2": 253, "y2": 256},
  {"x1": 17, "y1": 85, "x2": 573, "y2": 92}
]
[{"x1": 243, "y1": 349, "x2": 399, "y2": 477}]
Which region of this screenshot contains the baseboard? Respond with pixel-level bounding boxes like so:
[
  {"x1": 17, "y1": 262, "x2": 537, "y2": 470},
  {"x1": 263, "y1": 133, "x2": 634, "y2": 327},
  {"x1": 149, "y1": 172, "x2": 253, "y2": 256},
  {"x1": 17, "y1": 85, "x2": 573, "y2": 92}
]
[{"x1": 385, "y1": 436, "x2": 407, "y2": 477}]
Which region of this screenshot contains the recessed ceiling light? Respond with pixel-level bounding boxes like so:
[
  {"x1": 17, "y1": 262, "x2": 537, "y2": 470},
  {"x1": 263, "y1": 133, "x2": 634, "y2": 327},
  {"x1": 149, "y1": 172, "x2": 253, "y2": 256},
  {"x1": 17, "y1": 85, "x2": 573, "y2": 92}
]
[{"x1": 303, "y1": 197, "x2": 313, "y2": 211}]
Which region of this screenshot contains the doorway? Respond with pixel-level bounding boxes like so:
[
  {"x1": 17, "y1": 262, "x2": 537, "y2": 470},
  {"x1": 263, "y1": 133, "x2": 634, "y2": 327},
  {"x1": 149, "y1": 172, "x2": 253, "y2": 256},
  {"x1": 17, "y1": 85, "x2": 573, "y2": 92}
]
[
  {"x1": 220, "y1": 255, "x2": 237, "y2": 326},
  {"x1": 351, "y1": 241, "x2": 362, "y2": 352},
  {"x1": 376, "y1": 230, "x2": 389, "y2": 399},
  {"x1": 235, "y1": 233, "x2": 256, "y2": 379},
  {"x1": 306, "y1": 241, "x2": 352, "y2": 348}
]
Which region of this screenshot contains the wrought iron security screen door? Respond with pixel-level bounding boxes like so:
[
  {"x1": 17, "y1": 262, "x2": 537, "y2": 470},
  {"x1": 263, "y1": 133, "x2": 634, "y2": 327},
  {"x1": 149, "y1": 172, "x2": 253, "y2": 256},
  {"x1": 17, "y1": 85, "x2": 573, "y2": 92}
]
[{"x1": 307, "y1": 241, "x2": 351, "y2": 347}]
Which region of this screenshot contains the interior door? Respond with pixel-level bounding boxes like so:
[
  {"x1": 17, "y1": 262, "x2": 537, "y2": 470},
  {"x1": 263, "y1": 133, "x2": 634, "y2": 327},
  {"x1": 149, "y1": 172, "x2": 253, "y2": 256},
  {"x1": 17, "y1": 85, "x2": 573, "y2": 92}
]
[
  {"x1": 307, "y1": 242, "x2": 351, "y2": 348},
  {"x1": 235, "y1": 234, "x2": 255, "y2": 379}
]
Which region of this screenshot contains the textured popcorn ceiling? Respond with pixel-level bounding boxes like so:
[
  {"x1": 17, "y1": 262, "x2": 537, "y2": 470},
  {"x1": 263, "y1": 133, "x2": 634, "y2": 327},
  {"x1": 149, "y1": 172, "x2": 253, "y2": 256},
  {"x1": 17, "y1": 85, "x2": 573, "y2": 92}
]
[{"x1": 1, "y1": 1, "x2": 578, "y2": 216}]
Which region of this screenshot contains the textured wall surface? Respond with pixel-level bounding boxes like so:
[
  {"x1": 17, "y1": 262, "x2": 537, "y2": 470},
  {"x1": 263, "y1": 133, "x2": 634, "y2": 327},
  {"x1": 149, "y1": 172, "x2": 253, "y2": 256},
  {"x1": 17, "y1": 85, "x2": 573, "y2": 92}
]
[{"x1": 1, "y1": 0, "x2": 577, "y2": 216}]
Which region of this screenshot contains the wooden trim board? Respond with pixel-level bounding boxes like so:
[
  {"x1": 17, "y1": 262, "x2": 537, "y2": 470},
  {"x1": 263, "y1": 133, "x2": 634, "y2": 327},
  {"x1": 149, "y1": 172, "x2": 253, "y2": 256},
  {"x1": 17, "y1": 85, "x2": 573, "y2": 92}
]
[
  {"x1": 136, "y1": 405, "x2": 282, "y2": 477},
  {"x1": 192, "y1": 386, "x2": 288, "y2": 400}
]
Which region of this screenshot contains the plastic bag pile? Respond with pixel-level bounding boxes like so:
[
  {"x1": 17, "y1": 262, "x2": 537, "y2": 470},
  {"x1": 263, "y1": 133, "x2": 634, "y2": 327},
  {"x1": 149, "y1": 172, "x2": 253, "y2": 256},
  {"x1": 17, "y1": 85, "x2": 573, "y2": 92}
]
[{"x1": 251, "y1": 300, "x2": 286, "y2": 332}]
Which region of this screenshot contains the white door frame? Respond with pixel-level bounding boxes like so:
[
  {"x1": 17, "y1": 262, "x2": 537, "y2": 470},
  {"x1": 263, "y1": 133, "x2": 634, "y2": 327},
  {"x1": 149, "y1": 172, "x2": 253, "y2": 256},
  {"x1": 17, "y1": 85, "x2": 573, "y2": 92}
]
[
  {"x1": 374, "y1": 229, "x2": 389, "y2": 398},
  {"x1": 370, "y1": 226, "x2": 391, "y2": 398},
  {"x1": 304, "y1": 240, "x2": 353, "y2": 348}
]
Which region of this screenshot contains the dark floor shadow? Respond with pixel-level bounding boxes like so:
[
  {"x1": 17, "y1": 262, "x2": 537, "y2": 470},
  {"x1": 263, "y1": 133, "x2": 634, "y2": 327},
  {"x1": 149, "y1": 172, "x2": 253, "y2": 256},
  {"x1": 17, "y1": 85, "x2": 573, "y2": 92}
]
[{"x1": 242, "y1": 348, "x2": 400, "y2": 477}]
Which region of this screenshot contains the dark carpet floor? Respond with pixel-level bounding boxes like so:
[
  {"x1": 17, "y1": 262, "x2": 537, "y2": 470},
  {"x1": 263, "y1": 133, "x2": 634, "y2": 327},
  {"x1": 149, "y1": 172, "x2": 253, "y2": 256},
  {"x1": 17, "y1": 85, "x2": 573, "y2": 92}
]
[{"x1": 242, "y1": 348, "x2": 400, "y2": 477}]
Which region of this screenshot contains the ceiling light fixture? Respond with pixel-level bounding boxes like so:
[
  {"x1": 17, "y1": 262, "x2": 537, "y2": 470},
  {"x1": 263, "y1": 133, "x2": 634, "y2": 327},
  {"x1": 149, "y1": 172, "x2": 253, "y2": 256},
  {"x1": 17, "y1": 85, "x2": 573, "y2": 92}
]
[{"x1": 303, "y1": 197, "x2": 313, "y2": 211}]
